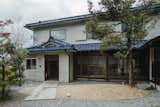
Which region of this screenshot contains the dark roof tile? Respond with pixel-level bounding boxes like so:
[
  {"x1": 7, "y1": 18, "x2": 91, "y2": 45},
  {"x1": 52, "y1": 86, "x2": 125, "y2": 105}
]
[{"x1": 28, "y1": 37, "x2": 148, "y2": 52}]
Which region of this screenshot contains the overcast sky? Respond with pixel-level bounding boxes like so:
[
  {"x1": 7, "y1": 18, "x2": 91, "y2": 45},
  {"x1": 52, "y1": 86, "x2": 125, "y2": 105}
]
[
  {"x1": 0, "y1": 0, "x2": 100, "y2": 24},
  {"x1": 0, "y1": 0, "x2": 142, "y2": 24},
  {"x1": 0, "y1": 0, "x2": 100, "y2": 47},
  {"x1": 0, "y1": 0, "x2": 141, "y2": 47}
]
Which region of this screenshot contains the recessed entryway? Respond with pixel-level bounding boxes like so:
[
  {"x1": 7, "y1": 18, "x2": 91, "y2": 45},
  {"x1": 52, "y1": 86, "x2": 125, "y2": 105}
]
[{"x1": 45, "y1": 55, "x2": 59, "y2": 80}]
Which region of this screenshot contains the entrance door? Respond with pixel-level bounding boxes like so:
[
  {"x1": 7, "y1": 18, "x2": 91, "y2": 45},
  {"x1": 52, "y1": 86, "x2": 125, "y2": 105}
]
[{"x1": 45, "y1": 55, "x2": 59, "y2": 80}]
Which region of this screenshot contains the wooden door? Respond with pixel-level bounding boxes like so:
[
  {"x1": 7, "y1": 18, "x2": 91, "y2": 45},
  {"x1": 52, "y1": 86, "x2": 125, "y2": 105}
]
[
  {"x1": 48, "y1": 61, "x2": 59, "y2": 79},
  {"x1": 45, "y1": 55, "x2": 59, "y2": 80}
]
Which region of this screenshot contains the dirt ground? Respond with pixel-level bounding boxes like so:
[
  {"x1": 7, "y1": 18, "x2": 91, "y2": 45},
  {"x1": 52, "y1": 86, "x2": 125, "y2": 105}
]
[
  {"x1": 16, "y1": 87, "x2": 34, "y2": 96},
  {"x1": 56, "y1": 83, "x2": 148, "y2": 100},
  {"x1": 10, "y1": 81, "x2": 41, "y2": 101},
  {"x1": 10, "y1": 87, "x2": 35, "y2": 101}
]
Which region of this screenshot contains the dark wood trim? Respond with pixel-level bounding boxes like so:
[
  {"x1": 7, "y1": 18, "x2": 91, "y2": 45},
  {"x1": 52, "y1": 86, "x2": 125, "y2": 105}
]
[
  {"x1": 73, "y1": 51, "x2": 149, "y2": 81},
  {"x1": 69, "y1": 54, "x2": 71, "y2": 82},
  {"x1": 45, "y1": 55, "x2": 59, "y2": 80},
  {"x1": 105, "y1": 53, "x2": 109, "y2": 81}
]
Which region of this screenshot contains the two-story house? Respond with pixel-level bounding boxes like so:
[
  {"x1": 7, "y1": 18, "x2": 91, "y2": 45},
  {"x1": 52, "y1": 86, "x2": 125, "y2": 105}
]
[{"x1": 24, "y1": 3, "x2": 160, "y2": 84}]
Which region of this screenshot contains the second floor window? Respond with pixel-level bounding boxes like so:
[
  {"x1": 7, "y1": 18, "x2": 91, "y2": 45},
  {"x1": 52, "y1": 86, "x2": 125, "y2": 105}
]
[
  {"x1": 86, "y1": 32, "x2": 92, "y2": 40},
  {"x1": 51, "y1": 29, "x2": 66, "y2": 40}
]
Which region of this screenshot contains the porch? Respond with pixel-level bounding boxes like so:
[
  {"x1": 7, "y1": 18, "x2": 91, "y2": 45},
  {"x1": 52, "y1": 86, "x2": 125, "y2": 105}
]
[
  {"x1": 26, "y1": 36, "x2": 160, "y2": 84},
  {"x1": 147, "y1": 36, "x2": 160, "y2": 85},
  {"x1": 73, "y1": 51, "x2": 149, "y2": 82}
]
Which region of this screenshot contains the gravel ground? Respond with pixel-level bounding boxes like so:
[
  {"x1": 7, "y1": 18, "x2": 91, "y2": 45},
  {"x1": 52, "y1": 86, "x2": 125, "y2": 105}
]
[
  {"x1": 9, "y1": 81, "x2": 42, "y2": 101},
  {"x1": 1, "y1": 81, "x2": 160, "y2": 107},
  {"x1": 56, "y1": 84, "x2": 147, "y2": 100},
  {"x1": 1, "y1": 91, "x2": 160, "y2": 107}
]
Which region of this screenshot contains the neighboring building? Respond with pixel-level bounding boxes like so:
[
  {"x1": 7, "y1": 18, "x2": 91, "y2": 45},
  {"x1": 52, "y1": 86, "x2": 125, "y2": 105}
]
[{"x1": 24, "y1": 3, "x2": 160, "y2": 84}]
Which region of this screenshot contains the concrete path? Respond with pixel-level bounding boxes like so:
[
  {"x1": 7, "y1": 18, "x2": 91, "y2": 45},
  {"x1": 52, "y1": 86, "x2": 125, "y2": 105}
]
[{"x1": 25, "y1": 81, "x2": 58, "y2": 100}]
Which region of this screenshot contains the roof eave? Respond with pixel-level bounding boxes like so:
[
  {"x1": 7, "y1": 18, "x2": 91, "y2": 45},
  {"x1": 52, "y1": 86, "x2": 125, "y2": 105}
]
[{"x1": 24, "y1": 14, "x2": 92, "y2": 30}]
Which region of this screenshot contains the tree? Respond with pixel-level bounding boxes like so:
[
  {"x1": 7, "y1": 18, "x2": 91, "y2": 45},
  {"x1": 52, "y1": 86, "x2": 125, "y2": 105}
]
[
  {"x1": 0, "y1": 20, "x2": 27, "y2": 100},
  {"x1": 9, "y1": 23, "x2": 28, "y2": 86},
  {"x1": 86, "y1": 0, "x2": 157, "y2": 87},
  {"x1": 0, "y1": 39, "x2": 17, "y2": 100},
  {"x1": 10, "y1": 23, "x2": 32, "y2": 48},
  {"x1": 11, "y1": 49, "x2": 28, "y2": 86},
  {"x1": 154, "y1": 0, "x2": 160, "y2": 2}
]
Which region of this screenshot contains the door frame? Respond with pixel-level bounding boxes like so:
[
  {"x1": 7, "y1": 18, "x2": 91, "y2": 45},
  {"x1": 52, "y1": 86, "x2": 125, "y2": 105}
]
[{"x1": 45, "y1": 55, "x2": 59, "y2": 80}]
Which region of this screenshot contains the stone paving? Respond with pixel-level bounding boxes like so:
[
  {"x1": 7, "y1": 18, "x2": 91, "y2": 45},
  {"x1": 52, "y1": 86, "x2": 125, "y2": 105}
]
[
  {"x1": 25, "y1": 81, "x2": 57, "y2": 100},
  {"x1": 1, "y1": 90, "x2": 160, "y2": 107}
]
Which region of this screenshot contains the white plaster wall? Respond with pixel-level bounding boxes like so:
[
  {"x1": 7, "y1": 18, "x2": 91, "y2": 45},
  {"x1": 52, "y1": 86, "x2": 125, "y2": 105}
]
[
  {"x1": 33, "y1": 21, "x2": 122, "y2": 45},
  {"x1": 59, "y1": 54, "x2": 69, "y2": 82},
  {"x1": 146, "y1": 18, "x2": 160, "y2": 40},
  {"x1": 24, "y1": 55, "x2": 45, "y2": 81},
  {"x1": 32, "y1": 17, "x2": 160, "y2": 45},
  {"x1": 157, "y1": 85, "x2": 160, "y2": 91},
  {"x1": 66, "y1": 24, "x2": 86, "y2": 42},
  {"x1": 101, "y1": 21, "x2": 122, "y2": 32},
  {"x1": 33, "y1": 29, "x2": 50, "y2": 45},
  {"x1": 33, "y1": 24, "x2": 87, "y2": 45}
]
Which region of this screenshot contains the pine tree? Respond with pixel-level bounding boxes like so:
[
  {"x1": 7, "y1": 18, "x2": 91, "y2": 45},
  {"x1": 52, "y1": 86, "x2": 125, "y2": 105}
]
[{"x1": 86, "y1": 0, "x2": 158, "y2": 87}]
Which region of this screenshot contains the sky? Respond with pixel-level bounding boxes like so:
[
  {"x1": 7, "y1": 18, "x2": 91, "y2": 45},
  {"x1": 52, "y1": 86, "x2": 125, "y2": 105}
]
[
  {"x1": 0, "y1": 0, "x2": 99, "y2": 47},
  {"x1": 0, "y1": 0, "x2": 143, "y2": 24},
  {"x1": 0, "y1": 0, "x2": 142, "y2": 47},
  {"x1": 0, "y1": 0, "x2": 98, "y2": 24}
]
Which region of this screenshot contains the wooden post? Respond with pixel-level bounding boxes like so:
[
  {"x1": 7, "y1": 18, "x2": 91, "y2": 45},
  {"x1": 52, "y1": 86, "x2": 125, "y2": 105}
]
[
  {"x1": 87, "y1": 53, "x2": 90, "y2": 80},
  {"x1": 80, "y1": 54, "x2": 83, "y2": 79},
  {"x1": 149, "y1": 48, "x2": 153, "y2": 81},
  {"x1": 73, "y1": 53, "x2": 75, "y2": 80},
  {"x1": 106, "y1": 53, "x2": 109, "y2": 81}
]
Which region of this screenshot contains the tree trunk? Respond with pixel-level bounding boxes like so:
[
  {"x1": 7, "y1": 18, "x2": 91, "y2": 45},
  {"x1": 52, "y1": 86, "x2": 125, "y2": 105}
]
[
  {"x1": 128, "y1": 51, "x2": 133, "y2": 87},
  {"x1": 1, "y1": 64, "x2": 5, "y2": 99},
  {"x1": 127, "y1": 38, "x2": 134, "y2": 87},
  {"x1": 18, "y1": 66, "x2": 22, "y2": 86}
]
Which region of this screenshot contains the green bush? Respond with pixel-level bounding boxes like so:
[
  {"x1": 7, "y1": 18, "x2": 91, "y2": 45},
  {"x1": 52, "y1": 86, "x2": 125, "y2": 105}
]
[{"x1": 0, "y1": 66, "x2": 17, "y2": 100}]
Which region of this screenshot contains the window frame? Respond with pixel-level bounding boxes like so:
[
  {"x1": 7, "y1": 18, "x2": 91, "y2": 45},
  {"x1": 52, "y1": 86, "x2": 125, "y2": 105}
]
[
  {"x1": 26, "y1": 58, "x2": 37, "y2": 70},
  {"x1": 86, "y1": 32, "x2": 92, "y2": 40},
  {"x1": 50, "y1": 29, "x2": 66, "y2": 40}
]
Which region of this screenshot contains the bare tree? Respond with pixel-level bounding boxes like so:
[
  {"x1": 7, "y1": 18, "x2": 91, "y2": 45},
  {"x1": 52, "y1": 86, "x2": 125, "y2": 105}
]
[{"x1": 10, "y1": 23, "x2": 33, "y2": 48}]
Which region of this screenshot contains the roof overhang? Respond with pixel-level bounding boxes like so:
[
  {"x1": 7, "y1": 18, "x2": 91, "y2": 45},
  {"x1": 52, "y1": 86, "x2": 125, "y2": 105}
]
[
  {"x1": 25, "y1": 3, "x2": 160, "y2": 31},
  {"x1": 142, "y1": 35, "x2": 160, "y2": 48},
  {"x1": 25, "y1": 14, "x2": 92, "y2": 30},
  {"x1": 28, "y1": 37, "x2": 148, "y2": 53}
]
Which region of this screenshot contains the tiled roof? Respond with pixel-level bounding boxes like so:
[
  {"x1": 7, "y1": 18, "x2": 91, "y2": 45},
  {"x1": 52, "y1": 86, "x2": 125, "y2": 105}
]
[
  {"x1": 25, "y1": 14, "x2": 92, "y2": 30},
  {"x1": 28, "y1": 37, "x2": 148, "y2": 52},
  {"x1": 74, "y1": 40, "x2": 147, "y2": 52},
  {"x1": 143, "y1": 35, "x2": 160, "y2": 47},
  {"x1": 152, "y1": 3, "x2": 160, "y2": 8},
  {"x1": 28, "y1": 37, "x2": 73, "y2": 52}
]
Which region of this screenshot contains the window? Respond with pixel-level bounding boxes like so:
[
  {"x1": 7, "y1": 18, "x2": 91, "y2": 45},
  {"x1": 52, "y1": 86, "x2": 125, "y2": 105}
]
[
  {"x1": 26, "y1": 59, "x2": 37, "y2": 69},
  {"x1": 86, "y1": 32, "x2": 92, "y2": 40},
  {"x1": 122, "y1": 23, "x2": 127, "y2": 32},
  {"x1": 51, "y1": 29, "x2": 66, "y2": 40}
]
